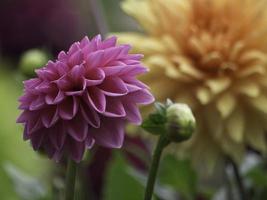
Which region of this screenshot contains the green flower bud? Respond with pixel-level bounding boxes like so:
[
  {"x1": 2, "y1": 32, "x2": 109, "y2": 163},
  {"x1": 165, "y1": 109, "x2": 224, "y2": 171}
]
[
  {"x1": 165, "y1": 103, "x2": 196, "y2": 142},
  {"x1": 19, "y1": 49, "x2": 49, "y2": 76}
]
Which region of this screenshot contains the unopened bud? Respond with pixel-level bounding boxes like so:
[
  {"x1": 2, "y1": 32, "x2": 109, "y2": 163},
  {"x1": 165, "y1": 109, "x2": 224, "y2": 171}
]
[
  {"x1": 19, "y1": 49, "x2": 49, "y2": 76},
  {"x1": 166, "y1": 103, "x2": 196, "y2": 142}
]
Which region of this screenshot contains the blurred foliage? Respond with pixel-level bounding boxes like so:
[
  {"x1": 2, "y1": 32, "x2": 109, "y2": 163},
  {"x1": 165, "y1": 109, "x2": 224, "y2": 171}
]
[
  {"x1": 103, "y1": 151, "x2": 198, "y2": 200},
  {"x1": 102, "y1": 0, "x2": 139, "y2": 32},
  {"x1": 19, "y1": 49, "x2": 50, "y2": 77},
  {"x1": 4, "y1": 163, "x2": 48, "y2": 200},
  {"x1": 0, "y1": 63, "x2": 51, "y2": 200},
  {"x1": 103, "y1": 152, "x2": 144, "y2": 200},
  {"x1": 246, "y1": 162, "x2": 267, "y2": 199},
  {"x1": 159, "y1": 154, "x2": 197, "y2": 200}
]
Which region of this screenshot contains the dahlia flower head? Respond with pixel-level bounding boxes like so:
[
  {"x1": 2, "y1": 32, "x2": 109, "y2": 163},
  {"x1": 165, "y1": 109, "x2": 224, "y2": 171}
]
[
  {"x1": 118, "y1": 0, "x2": 267, "y2": 166},
  {"x1": 17, "y1": 35, "x2": 154, "y2": 162}
]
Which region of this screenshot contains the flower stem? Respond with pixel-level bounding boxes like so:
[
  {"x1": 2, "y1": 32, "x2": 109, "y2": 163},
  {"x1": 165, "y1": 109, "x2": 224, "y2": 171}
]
[
  {"x1": 144, "y1": 135, "x2": 170, "y2": 200},
  {"x1": 89, "y1": 0, "x2": 108, "y2": 36},
  {"x1": 65, "y1": 159, "x2": 77, "y2": 200},
  {"x1": 224, "y1": 160, "x2": 233, "y2": 200},
  {"x1": 228, "y1": 158, "x2": 247, "y2": 200}
]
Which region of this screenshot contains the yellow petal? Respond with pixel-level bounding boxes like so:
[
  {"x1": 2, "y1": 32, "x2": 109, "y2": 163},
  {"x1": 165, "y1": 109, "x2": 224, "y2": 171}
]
[
  {"x1": 145, "y1": 55, "x2": 183, "y2": 79},
  {"x1": 173, "y1": 56, "x2": 205, "y2": 79},
  {"x1": 237, "y1": 82, "x2": 260, "y2": 97},
  {"x1": 250, "y1": 95, "x2": 267, "y2": 113},
  {"x1": 202, "y1": 106, "x2": 223, "y2": 138},
  {"x1": 220, "y1": 138, "x2": 245, "y2": 163},
  {"x1": 116, "y1": 33, "x2": 166, "y2": 54},
  {"x1": 121, "y1": 0, "x2": 158, "y2": 34},
  {"x1": 216, "y1": 93, "x2": 236, "y2": 118},
  {"x1": 162, "y1": 35, "x2": 181, "y2": 53},
  {"x1": 188, "y1": 36, "x2": 206, "y2": 57},
  {"x1": 245, "y1": 114, "x2": 266, "y2": 152},
  {"x1": 149, "y1": 79, "x2": 177, "y2": 101},
  {"x1": 240, "y1": 50, "x2": 267, "y2": 64},
  {"x1": 229, "y1": 41, "x2": 245, "y2": 60},
  {"x1": 226, "y1": 108, "x2": 245, "y2": 143},
  {"x1": 206, "y1": 77, "x2": 231, "y2": 94},
  {"x1": 238, "y1": 64, "x2": 265, "y2": 78},
  {"x1": 175, "y1": 89, "x2": 198, "y2": 109},
  {"x1": 196, "y1": 87, "x2": 212, "y2": 105}
]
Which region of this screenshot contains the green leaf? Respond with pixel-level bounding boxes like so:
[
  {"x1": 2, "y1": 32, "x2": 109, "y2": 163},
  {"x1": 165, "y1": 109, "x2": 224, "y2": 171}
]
[
  {"x1": 158, "y1": 154, "x2": 197, "y2": 200},
  {"x1": 3, "y1": 163, "x2": 47, "y2": 200},
  {"x1": 154, "y1": 102, "x2": 166, "y2": 116},
  {"x1": 103, "y1": 152, "x2": 144, "y2": 200},
  {"x1": 246, "y1": 166, "x2": 267, "y2": 188},
  {"x1": 141, "y1": 113, "x2": 167, "y2": 135}
]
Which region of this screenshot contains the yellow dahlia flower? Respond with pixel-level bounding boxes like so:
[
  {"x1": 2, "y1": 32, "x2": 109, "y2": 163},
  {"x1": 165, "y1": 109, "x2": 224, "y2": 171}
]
[{"x1": 118, "y1": 0, "x2": 267, "y2": 166}]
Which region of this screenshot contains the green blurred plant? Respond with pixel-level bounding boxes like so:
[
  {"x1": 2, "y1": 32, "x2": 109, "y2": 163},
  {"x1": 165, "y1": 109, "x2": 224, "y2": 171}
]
[
  {"x1": 0, "y1": 63, "x2": 51, "y2": 200},
  {"x1": 19, "y1": 49, "x2": 50, "y2": 77}
]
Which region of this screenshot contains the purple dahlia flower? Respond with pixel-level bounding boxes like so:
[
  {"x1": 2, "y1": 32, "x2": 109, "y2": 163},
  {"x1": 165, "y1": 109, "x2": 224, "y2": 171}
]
[{"x1": 17, "y1": 35, "x2": 154, "y2": 162}]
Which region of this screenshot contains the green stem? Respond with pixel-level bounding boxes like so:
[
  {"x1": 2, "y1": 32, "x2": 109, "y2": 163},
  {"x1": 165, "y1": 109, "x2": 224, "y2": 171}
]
[
  {"x1": 228, "y1": 158, "x2": 247, "y2": 200},
  {"x1": 65, "y1": 159, "x2": 77, "y2": 200},
  {"x1": 224, "y1": 160, "x2": 233, "y2": 200},
  {"x1": 80, "y1": 150, "x2": 96, "y2": 200},
  {"x1": 144, "y1": 135, "x2": 169, "y2": 200}
]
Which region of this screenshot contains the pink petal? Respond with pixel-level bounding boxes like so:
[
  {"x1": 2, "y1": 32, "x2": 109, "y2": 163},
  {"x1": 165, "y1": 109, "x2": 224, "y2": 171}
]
[
  {"x1": 45, "y1": 90, "x2": 65, "y2": 105},
  {"x1": 125, "y1": 83, "x2": 142, "y2": 92},
  {"x1": 24, "y1": 78, "x2": 41, "y2": 90},
  {"x1": 23, "y1": 124, "x2": 30, "y2": 140},
  {"x1": 68, "y1": 50, "x2": 83, "y2": 66},
  {"x1": 102, "y1": 65, "x2": 126, "y2": 76},
  {"x1": 37, "y1": 69, "x2": 55, "y2": 81},
  {"x1": 41, "y1": 106, "x2": 59, "y2": 128},
  {"x1": 102, "y1": 46, "x2": 125, "y2": 65},
  {"x1": 27, "y1": 117, "x2": 43, "y2": 134},
  {"x1": 90, "y1": 34, "x2": 102, "y2": 49},
  {"x1": 34, "y1": 81, "x2": 52, "y2": 93},
  {"x1": 17, "y1": 110, "x2": 31, "y2": 123},
  {"x1": 85, "y1": 87, "x2": 106, "y2": 113},
  {"x1": 67, "y1": 114, "x2": 88, "y2": 142},
  {"x1": 99, "y1": 77, "x2": 128, "y2": 96},
  {"x1": 85, "y1": 136, "x2": 95, "y2": 148},
  {"x1": 103, "y1": 98, "x2": 126, "y2": 117},
  {"x1": 29, "y1": 96, "x2": 45, "y2": 111},
  {"x1": 58, "y1": 97, "x2": 78, "y2": 120},
  {"x1": 99, "y1": 36, "x2": 117, "y2": 49},
  {"x1": 31, "y1": 129, "x2": 46, "y2": 150},
  {"x1": 56, "y1": 61, "x2": 69, "y2": 76},
  {"x1": 68, "y1": 42, "x2": 80, "y2": 55},
  {"x1": 120, "y1": 65, "x2": 148, "y2": 76},
  {"x1": 69, "y1": 65, "x2": 85, "y2": 83},
  {"x1": 54, "y1": 76, "x2": 72, "y2": 90},
  {"x1": 48, "y1": 122, "x2": 66, "y2": 149},
  {"x1": 123, "y1": 77, "x2": 149, "y2": 89},
  {"x1": 92, "y1": 119, "x2": 125, "y2": 148},
  {"x1": 85, "y1": 50, "x2": 104, "y2": 69},
  {"x1": 85, "y1": 68, "x2": 105, "y2": 86},
  {"x1": 58, "y1": 51, "x2": 68, "y2": 61},
  {"x1": 80, "y1": 36, "x2": 90, "y2": 48},
  {"x1": 80, "y1": 103, "x2": 100, "y2": 128},
  {"x1": 124, "y1": 54, "x2": 144, "y2": 60},
  {"x1": 42, "y1": 139, "x2": 56, "y2": 159},
  {"x1": 123, "y1": 102, "x2": 142, "y2": 125},
  {"x1": 69, "y1": 140, "x2": 86, "y2": 162},
  {"x1": 125, "y1": 89, "x2": 154, "y2": 105}
]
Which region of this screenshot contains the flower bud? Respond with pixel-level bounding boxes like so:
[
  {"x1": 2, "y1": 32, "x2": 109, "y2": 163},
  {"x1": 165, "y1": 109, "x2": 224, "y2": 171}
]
[
  {"x1": 165, "y1": 103, "x2": 196, "y2": 142},
  {"x1": 19, "y1": 49, "x2": 49, "y2": 76}
]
